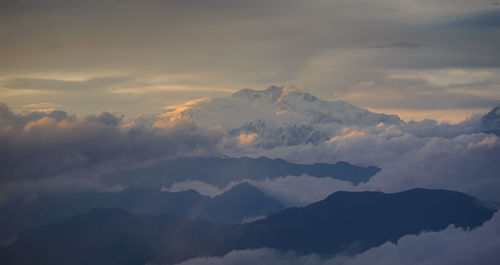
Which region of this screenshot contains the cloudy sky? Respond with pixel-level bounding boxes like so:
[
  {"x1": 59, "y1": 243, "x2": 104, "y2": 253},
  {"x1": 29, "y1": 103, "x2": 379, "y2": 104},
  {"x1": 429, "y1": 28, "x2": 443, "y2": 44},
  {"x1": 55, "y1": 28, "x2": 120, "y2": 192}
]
[
  {"x1": 1, "y1": 0, "x2": 499, "y2": 121},
  {"x1": 1, "y1": 2, "x2": 500, "y2": 264}
]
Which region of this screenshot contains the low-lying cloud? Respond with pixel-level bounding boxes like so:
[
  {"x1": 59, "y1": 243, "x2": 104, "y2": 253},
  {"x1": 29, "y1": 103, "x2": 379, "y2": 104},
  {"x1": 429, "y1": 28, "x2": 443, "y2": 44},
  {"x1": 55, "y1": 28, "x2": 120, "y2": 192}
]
[
  {"x1": 222, "y1": 119, "x2": 500, "y2": 204},
  {"x1": 0, "y1": 102, "x2": 223, "y2": 201},
  {"x1": 2, "y1": 101, "x2": 499, "y2": 207}
]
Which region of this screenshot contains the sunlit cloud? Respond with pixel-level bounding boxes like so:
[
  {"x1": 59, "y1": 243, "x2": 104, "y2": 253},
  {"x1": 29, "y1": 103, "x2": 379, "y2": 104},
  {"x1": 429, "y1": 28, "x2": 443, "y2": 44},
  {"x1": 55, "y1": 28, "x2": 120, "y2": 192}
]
[
  {"x1": 23, "y1": 117, "x2": 57, "y2": 132},
  {"x1": 238, "y1": 132, "x2": 258, "y2": 145},
  {"x1": 0, "y1": 1, "x2": 499, "y2": 263},
  {"x1": 22, "y1": 102, "x2": 62, "y2": 113},
  {"x1": 329, "y1": 129, "x2": 366, "y2": 142}
]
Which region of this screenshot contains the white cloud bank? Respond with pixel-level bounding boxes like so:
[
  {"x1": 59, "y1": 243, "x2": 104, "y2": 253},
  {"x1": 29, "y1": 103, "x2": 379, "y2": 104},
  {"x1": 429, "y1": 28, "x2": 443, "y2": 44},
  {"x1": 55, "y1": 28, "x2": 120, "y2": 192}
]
[
  {"x1": 2, "y1": 99, "x2": 499, "y2": 208},
  {"x1": 222, "y1": 120, "x2": 500, "y2": 205},
  {"x1": 168, "y1": 118, "x2": 500, "y2": 207}
]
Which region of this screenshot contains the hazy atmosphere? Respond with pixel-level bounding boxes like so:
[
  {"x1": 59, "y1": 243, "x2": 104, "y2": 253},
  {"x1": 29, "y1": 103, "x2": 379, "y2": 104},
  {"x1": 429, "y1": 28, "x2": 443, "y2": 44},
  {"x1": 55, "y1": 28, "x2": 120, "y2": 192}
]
[
  {"x1": 1, "y1": 0, "x2": 499, "y2": 121},
  {"x1": 1, "y1": 1, "x2": 499, "y2": 265}
]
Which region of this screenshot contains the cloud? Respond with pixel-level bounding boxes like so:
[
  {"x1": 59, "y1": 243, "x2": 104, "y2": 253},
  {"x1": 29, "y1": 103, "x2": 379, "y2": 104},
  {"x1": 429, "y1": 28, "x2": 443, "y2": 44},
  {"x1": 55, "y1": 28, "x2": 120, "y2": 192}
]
[
  {"x1": 450, "y1": 10, "x2": 500, "y2": 29},
  {"x1": 110, "y1": 100, "x2": 500, "y2": 208},
  {"x1": 22, "y1": 116, "x2": 58, "y2": 132},
  {"x1": 337, "y1": 70, "x2": 500, "y2": 111},
  {"x1": 248, "y1": 176, "x2": 358, "y2": 207},
  {"x1": 174, "y1": 211, "x2": 500, "y2": 265},
  {"x1": 1, "y1": 98, "x2": 499, "y2": 208},
  {"x1": 159, "y1": 176, "x2": 355, "y2": 207},
  {"x1": 0, "y1": 103, "x2": 223, "y2": 201},
  {"x1": 1, "y1": 76, "x2": 132, "y2": 91},
  {"x1": 162, "y1": 180, "x2": 238, "y2": 198},
  {"x1": 367, "y1": 42, "x2": 424, "y2": 49},
  {"x1": 172, "y1": 248, "x2": 323, "y2": 265},
  {"x1": 238, "y1": 133, "x2": 258, "y2": 145},
  {"x1": 1, "y1": 0, "x2": 499, "y2": 117},
  {"x1": 85, "y1": 111, "x2": 124, "y2": 126},
  {"x1": 22, "y1": 102, "x2": 62, "y2": 111},
  {"x1": 329, "y1": 129, "x2": 366, "y2": 142},
  {"x1": 218, "y1": 118, "x2": 500, "y2": 204}
]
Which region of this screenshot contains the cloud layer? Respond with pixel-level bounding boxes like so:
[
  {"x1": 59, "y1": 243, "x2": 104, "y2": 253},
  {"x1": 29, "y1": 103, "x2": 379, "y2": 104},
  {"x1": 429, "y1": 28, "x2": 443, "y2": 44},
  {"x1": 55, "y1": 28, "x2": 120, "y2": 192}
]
[
  {"x1": 224, "y1": 119, "x2": 500, "y2": 205},
  {"x1": 2, "y1": 97, "x2": 499, "y2": 209},
  {"x1": 144, "y1": 109, "x2": 500, "y2": 207},
  {"x1": 0, "y1": 103, "x2": 222, "y2": 201},
  {"x1": 1, "y1": 0, "x2": 499, "y2": 117}
]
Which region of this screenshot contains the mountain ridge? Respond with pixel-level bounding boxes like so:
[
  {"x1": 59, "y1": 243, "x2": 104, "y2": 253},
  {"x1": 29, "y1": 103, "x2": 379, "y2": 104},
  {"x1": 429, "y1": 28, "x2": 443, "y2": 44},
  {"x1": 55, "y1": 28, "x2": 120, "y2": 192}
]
[
  {"x1": 0, "y1": 188, "x2": 494, "y2": 265},
  {"x1": 0, "y1": 182, "x2": 284, "y2": 242},
  {"x1": 102, "y1": 156, "x2": 380, "y2": 189}
]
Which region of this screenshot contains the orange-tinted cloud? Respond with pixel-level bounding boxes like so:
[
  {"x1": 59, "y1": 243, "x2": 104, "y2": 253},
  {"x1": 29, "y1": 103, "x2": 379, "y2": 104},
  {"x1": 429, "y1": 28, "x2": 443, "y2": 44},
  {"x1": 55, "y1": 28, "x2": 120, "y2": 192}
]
[
  {"x1": 238, "y1": 133, "x2": 258, "y2": 145},
  {"x1": 23, "y1": 117, "x2": 57, "y2": 132},
  {"x1": 329, "y1": 130, "x2": 366, "y2": 142}
]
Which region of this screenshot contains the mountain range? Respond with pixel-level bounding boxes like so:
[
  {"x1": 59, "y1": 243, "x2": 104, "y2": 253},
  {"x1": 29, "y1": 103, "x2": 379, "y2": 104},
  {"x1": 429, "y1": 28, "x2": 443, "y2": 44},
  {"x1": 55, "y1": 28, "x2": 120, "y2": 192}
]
[
  {"x1": 0, "y1": 189, "x2": 494, "y2": 265},
  {"x1": 160, "y1": 86, "x2": 401, "y2": 147},
  {"x1": 0, "y1": 183, "x2": 283, "y2": 242},
  {"x1": 102, "y1": 156, "x2": 380, "y2": 189},
  {"x1": 159, "y1": 86, "x2": 500, "y2": 146}
]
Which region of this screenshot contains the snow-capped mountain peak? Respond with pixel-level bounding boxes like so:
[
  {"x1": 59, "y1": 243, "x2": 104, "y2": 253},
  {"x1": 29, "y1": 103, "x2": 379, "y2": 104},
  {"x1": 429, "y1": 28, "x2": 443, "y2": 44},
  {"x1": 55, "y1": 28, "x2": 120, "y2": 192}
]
[
  {"x1": 160, "y1": 86, "x2": 401, "y2": 147},
  {"x1": 231, "y1": 85, "x2": 313, "y2": 105}
]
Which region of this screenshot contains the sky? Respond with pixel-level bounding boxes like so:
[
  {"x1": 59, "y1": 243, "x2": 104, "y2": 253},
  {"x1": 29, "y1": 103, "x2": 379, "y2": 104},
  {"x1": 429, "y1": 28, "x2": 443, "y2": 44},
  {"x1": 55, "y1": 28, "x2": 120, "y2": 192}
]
[
  {"x1": 1, "y1": 2, "x2": 500, "y2": 263},
  {"x1": 1, "y1": 0, "x2": 499, "y2": 122}
]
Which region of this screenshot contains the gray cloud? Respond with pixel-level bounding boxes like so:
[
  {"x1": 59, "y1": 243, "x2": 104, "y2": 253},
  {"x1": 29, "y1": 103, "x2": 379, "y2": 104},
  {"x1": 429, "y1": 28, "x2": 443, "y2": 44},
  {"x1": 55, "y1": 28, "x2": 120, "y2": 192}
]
[
  {"x1": 450, "y1": 10, "x2": 500, "y2": 29},
  {"x1": 335, "y1": 71, "x2": 500, "y2": 110},
  {"x1": 4, "y1": 99, "x2": 498, "y2": 207},
  {"x1": 367, "y1": 42, "x2": 425, "y2": 49},
  {"x1": 145, "y1": 112, "x2": 500, "y2": 207},
  {"x1": 0, "y1": 103, "x2": 223, "y2": 201},
  {"x1": 214, "y1": 117, "x2": 500, "y2": 205},
  {"x1": 1, "y1": 0, "x2": 499, "y2": 115},
  {"x1": 86, "y1": 111, "x2": 124, "y2": 126}
]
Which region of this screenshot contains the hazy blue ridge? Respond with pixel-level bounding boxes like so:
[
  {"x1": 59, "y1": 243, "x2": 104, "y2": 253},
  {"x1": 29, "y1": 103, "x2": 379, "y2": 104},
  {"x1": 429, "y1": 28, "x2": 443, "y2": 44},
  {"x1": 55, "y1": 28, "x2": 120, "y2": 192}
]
[{"x1": 0, "y1": 189, "x2": 494, "y2": 265}]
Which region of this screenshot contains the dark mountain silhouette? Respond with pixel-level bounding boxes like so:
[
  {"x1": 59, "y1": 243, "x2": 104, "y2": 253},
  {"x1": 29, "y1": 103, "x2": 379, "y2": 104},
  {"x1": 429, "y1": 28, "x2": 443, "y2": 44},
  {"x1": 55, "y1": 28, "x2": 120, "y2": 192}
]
[
  {"x1": 102, "y1": 156, "x2": 380, "y2": 189},
  {"x1": 237, "y1": 188, "x2": 495, "y2": 254},
  {"x1": 0, "y1": 183, "x2": 283, "y2": 241},
  {"x1": 0, "y1": 189, "x2": 494, "y2": 265},
  {"x1": 0, "y1": 208, "x2": 229, "y2": 265}
]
